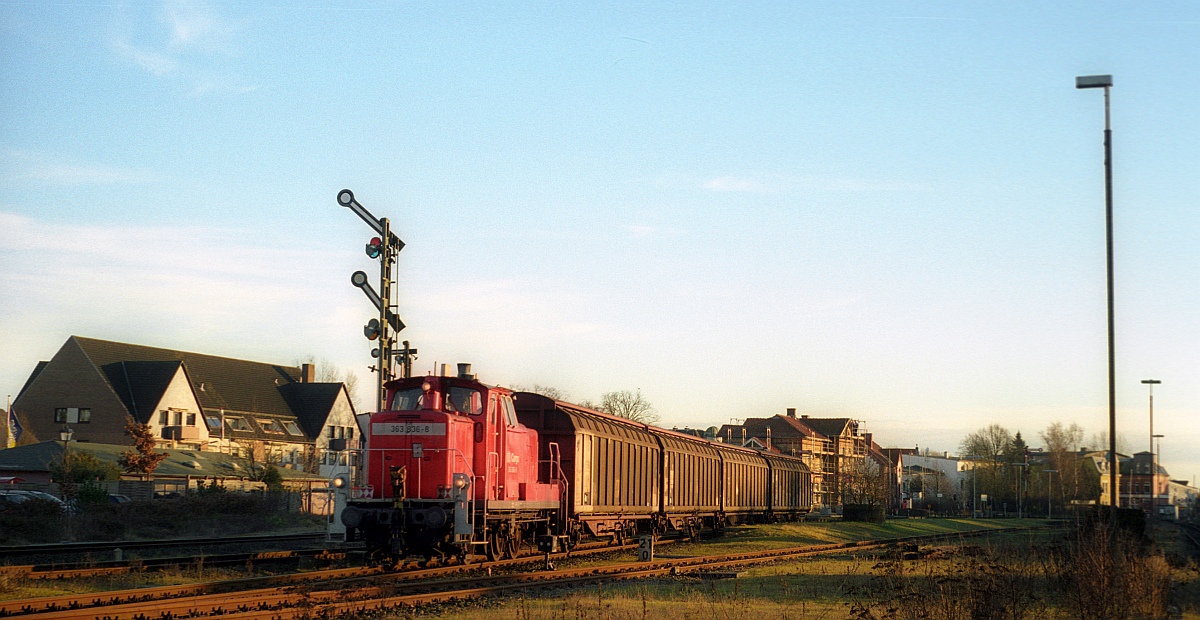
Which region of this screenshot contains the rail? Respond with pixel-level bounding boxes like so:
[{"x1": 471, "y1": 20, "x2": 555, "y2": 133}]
[
  {"x1": 0, "y1": 524, "x2": 1058, "y2": 619},
  {"x1": 0, "y1": 532, "x2": 325, "y2": 560}
]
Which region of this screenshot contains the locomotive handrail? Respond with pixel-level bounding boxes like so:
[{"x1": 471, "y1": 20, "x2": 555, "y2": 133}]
[
  {"x1": 360, "y1": 446, "x2": 476, "y2": 504},
  {"x1": 544, "y1": 442, "x2": 570, "y2": 536}
]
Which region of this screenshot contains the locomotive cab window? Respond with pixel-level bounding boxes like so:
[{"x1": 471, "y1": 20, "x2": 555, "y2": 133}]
[
  {"x1": 501, "y1": 395, "x2": 518, "y2": 427},
  {"x1": 391, "y1": 388, "x2": 426, "y2": 411},
  {"x1": 446, "y1": 387, "x2": 482, "y2": 415}
]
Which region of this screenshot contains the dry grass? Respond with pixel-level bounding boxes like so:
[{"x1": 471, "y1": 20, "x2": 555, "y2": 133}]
[
  {"x1": 0, "y1": 558, "x2": 250, "y2": 601},
  {"x1": 398, "y1": 522, "x2": 1198, "y2": 620}
]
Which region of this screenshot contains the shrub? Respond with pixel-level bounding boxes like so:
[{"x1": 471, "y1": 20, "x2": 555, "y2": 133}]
[
  {"x1": 0, "y1": 500, "x2": 65, "y2": 544},
  {"x1": 843, "y1": 504, "x2": 886, "y2": 523}
]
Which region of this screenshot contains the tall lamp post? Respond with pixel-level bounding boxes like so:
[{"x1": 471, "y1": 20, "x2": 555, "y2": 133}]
[
  {"x1": 1076, "y1": 73, "x2": 1117, "y2": 516},
  {"x1": 1151, "y1": 434, "x2": 1164, "y2": 517},
  {"x1": 1142, "y1": 379, "x2": 1161, "y2": 514}
]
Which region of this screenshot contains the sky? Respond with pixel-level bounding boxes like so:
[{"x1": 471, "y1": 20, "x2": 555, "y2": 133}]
[{"x1": 1, "y1": 2, "x2": 1197, "y2": 484}]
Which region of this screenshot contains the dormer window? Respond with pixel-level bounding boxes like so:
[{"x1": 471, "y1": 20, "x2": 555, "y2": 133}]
[{"x1": 226, "y1": 417, "x2": 252, "y2": 432}]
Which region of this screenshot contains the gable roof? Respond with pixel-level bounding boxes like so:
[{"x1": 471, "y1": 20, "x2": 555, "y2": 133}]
[
  {"x1": 72, "y1": 336, "x2": 301, "y2": 416},
  {"x1": 799, "y1": 417, "x2": 855, "y2": 438},
  {"x1": 279, "y1": 383, "x2": 347, "y2": 438},
  {"x1": 101, "y1": 360, "x2": 183, "y2": 421},
  {"x1": 16, "y1": 361, "x2": 49, "y2": 401}
]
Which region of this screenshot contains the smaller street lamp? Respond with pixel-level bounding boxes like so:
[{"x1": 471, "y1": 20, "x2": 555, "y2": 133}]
[
  {"x1": 1044, "y1": 470, "x2": 1058, "y2": 519},
  {"x1": 58, "y1": 425, "x2": 74, "y2": 498},
  {"x1": 1013, "y1": 462, "x2": 1028, "y2": 519}
]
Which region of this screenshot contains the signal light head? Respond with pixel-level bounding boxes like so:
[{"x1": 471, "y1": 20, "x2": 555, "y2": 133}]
[
  {"x1": 351, "y1": 271, "x2": 369, "y2": 287},
  {"x1": 337, "y1": 189, "x2": 355, "y2": 206},
  {"x1": 365, "y1": 236, "x2": 383, "y2": 259},
  {"x1": 364, "y1": 319, "x2": 381, "y2": 341}
]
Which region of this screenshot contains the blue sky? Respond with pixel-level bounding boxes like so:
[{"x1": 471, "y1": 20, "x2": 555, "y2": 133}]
[{"x1": 2, "y1": 1, "x2": 1197, "y2": 483}]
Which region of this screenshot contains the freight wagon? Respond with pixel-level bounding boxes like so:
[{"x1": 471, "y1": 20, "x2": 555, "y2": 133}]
[{"x1": 339, "y1": 366, "x2": 811, "y2": 563}]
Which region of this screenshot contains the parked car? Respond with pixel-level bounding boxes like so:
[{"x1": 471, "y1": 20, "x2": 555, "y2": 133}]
[
  {"x1": 0, "y1": 489, "x2": 70, "y2": 513},
  {"x1": 108, "y1": 494, "x2": 132, "y2": 504}
]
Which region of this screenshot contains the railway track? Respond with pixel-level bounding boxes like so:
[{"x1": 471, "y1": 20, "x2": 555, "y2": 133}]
[
  {"x1": 0, "y1": 532, "x2": 327, "y2": 561},
  {"x1": 0, "y1": 526, "x2": 1053, "y2": 619},
  {"x1": 0, "y1": 548, "x2": 348, "y2": 580},
  {"x1": 1178, "y1": 522, "x2": 1200, "y2": 554}
]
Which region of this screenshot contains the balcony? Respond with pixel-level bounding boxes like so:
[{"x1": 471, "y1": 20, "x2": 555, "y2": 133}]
[{"x1": 162, "y1": 425, "x2": 201, "y2": 440}]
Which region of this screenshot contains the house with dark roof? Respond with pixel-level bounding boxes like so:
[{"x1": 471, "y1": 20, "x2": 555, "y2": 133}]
[
  {"x1": 9, "y1": 336, "x2": 359, "y2": 478},
  {"x1": 718, "y1": 408, "x2": 875, "y2": 510}
]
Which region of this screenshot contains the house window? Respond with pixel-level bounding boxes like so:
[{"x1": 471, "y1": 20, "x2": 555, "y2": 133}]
[
  {"x1": 347, "y1": 426, "x2": 355, "y2": 440},
  {"x1": 226, "y1": 417, "x2": 252, "y2": 432},
  {"x1": 258, "y1": 419, "x2": 285, "y2": 434},
  {"x1": 159, "y1": 411, "x2": 169, "y2": 425},
  {"x1": 56, "y1": 408, "x2": 90, "y2": 424},
  {"x1": 186, "y1": 413, "x2": 196, "y2": 426},
  {"x1": 205, "y1": 415, "x2": 222, "y2": 431},
  {"x1": 172, "y1": 411, "x2": 183, "y2": 426},
  {"x1": 283, "y1": 421, "x2": 303, "y2": 436}
]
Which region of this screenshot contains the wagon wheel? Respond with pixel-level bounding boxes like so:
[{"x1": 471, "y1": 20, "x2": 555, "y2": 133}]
[
  {"x1": 504, "y1": 528, "x2": 521, "y2": 559},
  {"x1": 486, "y1": 530, "x2": 504, "y2": 561}
]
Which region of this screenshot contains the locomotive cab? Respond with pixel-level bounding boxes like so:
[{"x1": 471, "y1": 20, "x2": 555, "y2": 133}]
[{"x1": 342, "y1": 368, "x2": 564, "y2": 563}]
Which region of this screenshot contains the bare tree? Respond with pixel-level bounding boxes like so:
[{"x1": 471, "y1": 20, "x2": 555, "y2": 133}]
[
  {"x1": 513, "y1": 384, "x2": 567, "y2": 400},
  {"x1": 597, "y1": 390, "x2": 659, "y2": 425},
  {"x1": 842, "y1": 457, "x2": 890, "y2": 507},
  {"x1": 297, "y1": 355, "x2": 364, "y2": 413},
  {"x1": 960, "y1": 424, "x2": 1014, "y2": 465},
  {"x1": 1089, "y1": 431, "x2": 1130, "y2": 457},
  {"x1": 1041, "y1": 422, "x2": 1085, "y2": 501}
]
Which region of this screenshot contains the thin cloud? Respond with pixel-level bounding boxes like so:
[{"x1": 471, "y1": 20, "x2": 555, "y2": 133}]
[
  {"x1": 2, "y1": 151, "x2": 161, "y2": 185},
  {"x1": 164, "y1": 0, "x2": 239, "y2": 52},
  {"x1": 113, "y1": 38, "x2": 179, "y2": 76},
  {"x1": 799, "y1": 177, "x2": 932, "y2": 193},
  {"x1": 109, "y1": 1, "x2": 256, "y2": 94},
  {"x1": 700, "y1": 174, "x2": 929, "y2": 195},
  {"x1": 625, "y1": 224, "x2": 657, "y2": 237},
  {"x1": 702, "y1": 176, "x2": 770, "y2": 193}
]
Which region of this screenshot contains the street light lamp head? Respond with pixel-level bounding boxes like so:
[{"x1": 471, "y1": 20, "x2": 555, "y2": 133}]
[
  {"x1": 59, "y1": 426, "x2": 73, "y2": 442},
  {"x1": 1141, "y1": 379, "x2": 1161, "y2": 385},
  {"x1": 1076, "y1": 74, "x2": 1113, "y2": 89}
]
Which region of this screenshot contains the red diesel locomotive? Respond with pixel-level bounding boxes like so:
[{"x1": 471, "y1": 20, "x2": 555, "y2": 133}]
[{"x1": 340, "y1": 364, "x2": 811, "y2": 563}]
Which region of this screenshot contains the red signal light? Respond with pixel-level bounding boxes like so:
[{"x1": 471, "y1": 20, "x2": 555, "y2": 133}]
[{"x1": 365, "y1": 237, "x2": 383, "y2": 259}]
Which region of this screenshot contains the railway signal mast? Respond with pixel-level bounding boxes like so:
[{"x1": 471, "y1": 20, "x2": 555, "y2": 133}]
[{"x1": 337, "y1": 189, "x2": 417, "y2": 412}]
